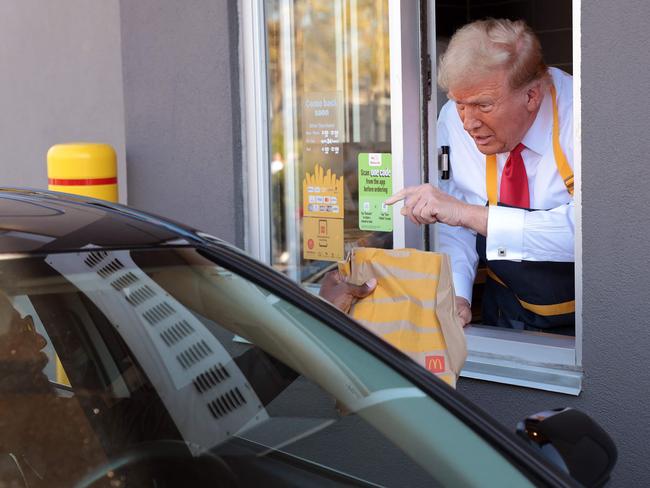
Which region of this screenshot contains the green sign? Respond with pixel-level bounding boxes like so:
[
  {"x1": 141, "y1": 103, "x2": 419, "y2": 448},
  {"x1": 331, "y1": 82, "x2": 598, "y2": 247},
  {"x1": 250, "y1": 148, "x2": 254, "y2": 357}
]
[{"x1": 358, "y1": 153, "x2": 393, "y2": 232}]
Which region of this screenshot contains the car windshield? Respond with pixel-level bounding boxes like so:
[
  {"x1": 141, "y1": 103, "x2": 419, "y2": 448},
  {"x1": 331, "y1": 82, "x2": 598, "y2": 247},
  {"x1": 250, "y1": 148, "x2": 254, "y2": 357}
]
[{"x1": 0, "y1": 247, "x2": 531, "y2": 487}]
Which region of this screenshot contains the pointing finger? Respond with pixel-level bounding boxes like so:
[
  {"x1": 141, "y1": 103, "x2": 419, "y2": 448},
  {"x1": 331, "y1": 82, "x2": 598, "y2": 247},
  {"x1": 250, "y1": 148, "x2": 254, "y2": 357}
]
[{"x1": 384, "y1": 187, "x2": 411, "y2": 205}]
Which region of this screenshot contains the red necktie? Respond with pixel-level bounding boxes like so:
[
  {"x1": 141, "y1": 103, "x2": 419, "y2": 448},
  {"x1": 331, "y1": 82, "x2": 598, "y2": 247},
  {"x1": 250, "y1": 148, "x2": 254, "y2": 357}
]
[{"x1": 499, "y1": 143, "x2": 529, "y2": 207}]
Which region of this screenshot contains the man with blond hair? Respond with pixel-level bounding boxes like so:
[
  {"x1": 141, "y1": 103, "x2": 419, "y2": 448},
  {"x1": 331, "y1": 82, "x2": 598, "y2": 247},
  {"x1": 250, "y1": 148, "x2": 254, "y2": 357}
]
[{"x1": 387, "y1": 19, "x2": 575, "y2": 334}]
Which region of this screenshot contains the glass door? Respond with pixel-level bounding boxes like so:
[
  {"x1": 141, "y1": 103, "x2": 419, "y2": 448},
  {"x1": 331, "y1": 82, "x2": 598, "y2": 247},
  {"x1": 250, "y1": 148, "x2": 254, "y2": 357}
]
[{"x1": 261, "y1": 0, "x2": 424, "y2": 284}]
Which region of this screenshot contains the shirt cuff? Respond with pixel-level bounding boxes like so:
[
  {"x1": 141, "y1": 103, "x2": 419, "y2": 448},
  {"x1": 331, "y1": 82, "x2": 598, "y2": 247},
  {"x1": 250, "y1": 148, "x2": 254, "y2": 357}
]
[
  {"x1": 452, "y1": 271, "x2": 474, "y2": 304},
  {"x1": 486, "y1": 205, "x2": 526, "y2": 261}
]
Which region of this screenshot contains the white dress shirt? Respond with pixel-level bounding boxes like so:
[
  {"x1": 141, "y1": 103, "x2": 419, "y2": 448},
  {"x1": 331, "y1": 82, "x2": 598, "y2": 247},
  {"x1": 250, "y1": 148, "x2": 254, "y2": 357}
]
[{"x1": 437, "y1": 68, "x2": 574, "y2": 303}]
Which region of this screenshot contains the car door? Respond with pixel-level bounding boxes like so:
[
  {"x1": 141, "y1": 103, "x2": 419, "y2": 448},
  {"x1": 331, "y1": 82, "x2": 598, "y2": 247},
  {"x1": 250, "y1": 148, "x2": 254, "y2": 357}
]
[
  {"x1": 188, "y1": 241, "x2": 578, "y2": 488},
  {"x1": 0, "y1": 245, "x2": 577, "y2": 487}
]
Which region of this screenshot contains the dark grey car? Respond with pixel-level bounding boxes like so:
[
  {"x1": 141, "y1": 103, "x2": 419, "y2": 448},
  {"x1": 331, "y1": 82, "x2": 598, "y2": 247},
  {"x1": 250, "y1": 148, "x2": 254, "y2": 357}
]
[{"x1": 0, "y1": 189, "x2": 614, "y2": 487}]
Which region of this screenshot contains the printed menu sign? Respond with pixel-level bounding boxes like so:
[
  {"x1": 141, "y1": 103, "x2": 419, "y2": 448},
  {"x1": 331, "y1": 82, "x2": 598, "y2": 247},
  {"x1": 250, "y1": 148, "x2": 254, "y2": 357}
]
[
  {"x1": 358, "y1": 153, "x2": 393, "y2": 232},
  {"x1": 302, "y1": 92, "x2": 345, "y2": 262},
  {"x1": 303, "y1": 93, "x2": 342, "y2": 166},
  {"x1": 302, "y1": 165, "x2": 344, "y2": 261}
]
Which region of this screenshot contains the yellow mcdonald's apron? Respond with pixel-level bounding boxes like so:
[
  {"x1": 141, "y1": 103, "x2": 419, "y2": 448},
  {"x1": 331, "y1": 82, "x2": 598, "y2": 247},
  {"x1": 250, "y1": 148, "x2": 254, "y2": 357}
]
[{"x1": 478, "y1": 84, "x2": 575, "y2": 333}]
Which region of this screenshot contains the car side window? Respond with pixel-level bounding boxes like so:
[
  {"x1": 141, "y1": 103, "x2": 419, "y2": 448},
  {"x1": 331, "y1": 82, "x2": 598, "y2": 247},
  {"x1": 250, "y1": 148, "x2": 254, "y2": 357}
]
[{"x1": 0, "y1": 250, "x2": 533, "y2": 487}]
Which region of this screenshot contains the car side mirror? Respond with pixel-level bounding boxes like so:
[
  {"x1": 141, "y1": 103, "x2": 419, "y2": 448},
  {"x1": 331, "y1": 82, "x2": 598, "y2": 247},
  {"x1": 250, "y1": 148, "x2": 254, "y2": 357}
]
[{"x1": 517, "y1": 407, "x2": 617, "y2": 487}]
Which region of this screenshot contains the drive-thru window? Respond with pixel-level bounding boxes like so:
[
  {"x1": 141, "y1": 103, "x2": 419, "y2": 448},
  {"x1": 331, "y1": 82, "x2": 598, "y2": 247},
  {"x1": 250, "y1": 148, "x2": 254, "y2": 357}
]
[{"x1": 242, "y1": 0, "x2": 581, "y2": 394}]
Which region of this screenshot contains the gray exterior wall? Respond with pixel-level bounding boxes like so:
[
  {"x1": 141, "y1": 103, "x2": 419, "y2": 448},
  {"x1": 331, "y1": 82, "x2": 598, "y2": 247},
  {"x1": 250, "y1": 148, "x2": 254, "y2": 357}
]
[
  {"x1": 0, "y1": 0, "x2": 127, "y2": 201},
  {"x1": 458, "y1": 2, "x2": 650, "y2": 487},
  {"x1": 119, "y1": 0, "x2": 243, "y2": 246}
]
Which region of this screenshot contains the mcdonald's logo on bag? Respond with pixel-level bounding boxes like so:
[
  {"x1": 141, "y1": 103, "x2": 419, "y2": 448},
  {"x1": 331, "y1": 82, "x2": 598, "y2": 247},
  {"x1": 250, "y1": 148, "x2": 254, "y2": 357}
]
[{"x1": 425, "y1": 355, "x2": 445, "y2": 374}]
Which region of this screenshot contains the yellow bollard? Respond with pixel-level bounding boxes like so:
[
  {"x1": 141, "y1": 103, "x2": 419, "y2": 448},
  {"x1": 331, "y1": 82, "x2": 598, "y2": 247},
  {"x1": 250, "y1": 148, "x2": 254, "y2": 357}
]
[
  {"x1": 47, "y1": 143, "x2": 118, "y2": 385},
  {"x1": 47, "y1": 143, "x2": 118, "y2": 203}
]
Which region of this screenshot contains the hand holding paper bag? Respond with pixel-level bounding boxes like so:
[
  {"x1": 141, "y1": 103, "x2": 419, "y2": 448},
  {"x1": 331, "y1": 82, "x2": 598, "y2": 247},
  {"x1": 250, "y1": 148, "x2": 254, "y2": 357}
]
[
  {"x1": 319, "y1": 270, "x2": 377, "y2": 313},
  {"x1": 333, "y1": 248, "x2": 468, "y2": 388}
]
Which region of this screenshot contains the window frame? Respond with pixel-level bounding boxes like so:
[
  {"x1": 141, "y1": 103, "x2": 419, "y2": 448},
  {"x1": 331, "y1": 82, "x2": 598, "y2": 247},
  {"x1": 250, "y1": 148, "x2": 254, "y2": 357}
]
[
  {"x1": 241, "y1": 0, "x2": 272, "y2": 265},
  {"x1": 242, "y1": 0, "x2": 583, "y2": 395}
]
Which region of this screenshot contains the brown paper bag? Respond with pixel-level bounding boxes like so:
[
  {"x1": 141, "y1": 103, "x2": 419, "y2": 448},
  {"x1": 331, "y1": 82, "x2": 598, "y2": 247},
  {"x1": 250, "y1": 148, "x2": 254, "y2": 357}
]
[{"x1": 339, "y1": 248, "x2": 467, "y2": 387}]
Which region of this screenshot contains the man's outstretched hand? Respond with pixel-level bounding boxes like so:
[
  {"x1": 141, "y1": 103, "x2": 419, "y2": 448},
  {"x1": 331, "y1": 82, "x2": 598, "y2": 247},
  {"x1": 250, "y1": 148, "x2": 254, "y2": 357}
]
[
  {"x1": 385, "y1": 184, "x2": 488, "y2": 236},
  {"x1": 319, "y1": 271, "x2": 377, "y2": 313}
]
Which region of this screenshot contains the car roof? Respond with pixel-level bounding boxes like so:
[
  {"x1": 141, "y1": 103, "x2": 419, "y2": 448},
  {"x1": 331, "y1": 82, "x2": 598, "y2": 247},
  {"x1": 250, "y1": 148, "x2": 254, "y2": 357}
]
[{"x1": 0, "y1": 188, "x2": 200, "y2": 254}]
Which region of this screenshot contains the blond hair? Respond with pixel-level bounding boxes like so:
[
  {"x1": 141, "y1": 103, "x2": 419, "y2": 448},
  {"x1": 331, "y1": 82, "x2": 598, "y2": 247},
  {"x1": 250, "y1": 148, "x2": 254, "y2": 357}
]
[{"x1": 438, "y1": 19, "x2": 548, "y2": 92}]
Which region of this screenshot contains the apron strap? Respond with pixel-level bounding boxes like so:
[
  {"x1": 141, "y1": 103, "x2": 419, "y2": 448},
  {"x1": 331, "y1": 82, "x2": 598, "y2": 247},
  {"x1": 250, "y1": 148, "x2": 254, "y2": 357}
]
[
  {"x1": 487, "y1": 268, "x2": 576, "y2": 316},
  {"x1": 485, "y1": 83, "x2": 574, "y2": 206},
  {"x1": 486, "y1": 154, "x2": 499, "y2": 206},
  {"x1": 550, "y1": 84, "x2": 574, "y2": 196}
]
